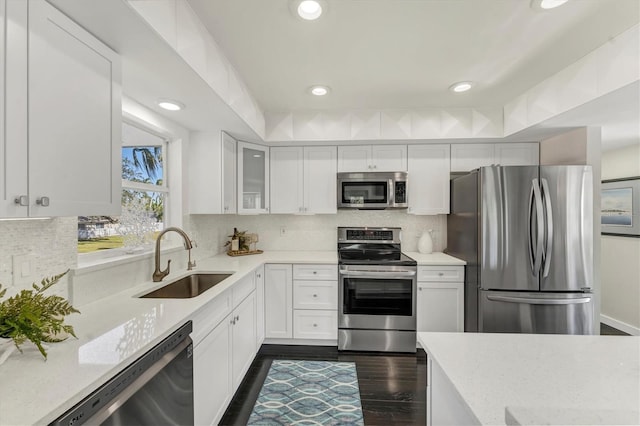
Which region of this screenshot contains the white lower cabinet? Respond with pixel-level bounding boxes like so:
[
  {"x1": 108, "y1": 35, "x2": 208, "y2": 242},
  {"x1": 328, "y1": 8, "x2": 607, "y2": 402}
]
[
  {"x1": 417, "y1": 266, "x2": 465, "y2": 333},
  {"x1": 264, "y1": 264, "x2": 293, "y2": 338},
  {"x1": 192, "y1": 274, "x2": 257, "y2": 426},
  {"x1": 265, "y1": 263, "x2": 338, "y2": 342},
  {"x1": 231, "y1": 291, "x2": 256, "y2": 390},
  {"x1": 194, "y1": 317, "x2": 232, "y2": 426},
  {"x1": 255, "y1": 265, "x2": 265, "y2": 346}
]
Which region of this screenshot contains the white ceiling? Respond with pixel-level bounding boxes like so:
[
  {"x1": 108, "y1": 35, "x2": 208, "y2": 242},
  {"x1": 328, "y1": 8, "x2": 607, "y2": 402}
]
[{"x1": 187, "y1": 0, "x2": 639, "y2": 112}]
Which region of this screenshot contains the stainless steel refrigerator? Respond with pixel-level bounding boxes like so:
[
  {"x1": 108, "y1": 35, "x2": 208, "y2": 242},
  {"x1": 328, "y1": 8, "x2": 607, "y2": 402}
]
[{"x1": 447, "y1": 165, "x2": 594, "y2": 335}]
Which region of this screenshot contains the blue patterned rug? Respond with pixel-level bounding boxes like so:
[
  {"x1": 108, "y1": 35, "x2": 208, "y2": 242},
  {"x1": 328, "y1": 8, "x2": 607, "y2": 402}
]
[{"x1": 248, "y1": 360, "x2": 364, "y2": 425}]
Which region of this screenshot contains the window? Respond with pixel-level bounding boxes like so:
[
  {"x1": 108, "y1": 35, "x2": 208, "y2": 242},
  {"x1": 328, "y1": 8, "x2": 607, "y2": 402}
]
[{"x1": 78, "y1": 121, "x2": 168, "y2": 254}]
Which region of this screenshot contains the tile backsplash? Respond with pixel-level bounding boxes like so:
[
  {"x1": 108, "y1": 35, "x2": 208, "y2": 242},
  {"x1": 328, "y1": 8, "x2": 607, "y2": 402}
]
[
  {"x1": 0, "y1": 217, "x2": 77, "y2": 298},
  {"x1": 189, "y1": 211, "x2": 447, "y2": 255}
]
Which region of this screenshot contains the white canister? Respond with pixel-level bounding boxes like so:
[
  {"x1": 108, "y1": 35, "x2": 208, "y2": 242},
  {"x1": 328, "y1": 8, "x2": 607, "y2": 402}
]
[{"x1": 418, "y1": 230, "x2": 433, "y2": 254}]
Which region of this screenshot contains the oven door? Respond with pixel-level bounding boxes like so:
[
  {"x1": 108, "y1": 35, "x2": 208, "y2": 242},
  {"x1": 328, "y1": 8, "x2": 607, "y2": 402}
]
[
  {"x1": 338, "y1": 178, "x2": 392, "y2": 209},
  {"x1": 339, "y1": 266, "x2": 416, "y2": 330}
]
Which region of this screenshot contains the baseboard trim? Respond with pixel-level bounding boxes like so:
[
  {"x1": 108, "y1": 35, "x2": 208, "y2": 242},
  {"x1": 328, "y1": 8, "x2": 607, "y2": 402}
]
[
  {"x1": 601, "y1": 315, "x2": 640, "y2": 336},
  {"x1": 263, "y1": 338, "x2": 337, "y2": 346}
]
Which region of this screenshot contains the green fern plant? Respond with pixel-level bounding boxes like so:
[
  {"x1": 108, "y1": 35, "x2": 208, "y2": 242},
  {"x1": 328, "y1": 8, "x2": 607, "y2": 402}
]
[{"x1": 0, "y1": 270, "x2": 80, "y2": 360}]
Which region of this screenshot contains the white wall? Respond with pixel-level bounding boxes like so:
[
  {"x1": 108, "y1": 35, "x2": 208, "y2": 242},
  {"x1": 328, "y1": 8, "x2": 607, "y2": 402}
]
[
  {"x1": 189, "y1": 211, "x2": 446, "y2": 255},
  {"x1": 601, "y1": 143, "x2": 640, "y2": 335}
]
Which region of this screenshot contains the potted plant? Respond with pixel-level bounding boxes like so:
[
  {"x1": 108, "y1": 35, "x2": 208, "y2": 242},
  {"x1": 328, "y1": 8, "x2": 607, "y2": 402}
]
[{"x1": 0, "y1": 270, "x2": 80, "y2": 361}]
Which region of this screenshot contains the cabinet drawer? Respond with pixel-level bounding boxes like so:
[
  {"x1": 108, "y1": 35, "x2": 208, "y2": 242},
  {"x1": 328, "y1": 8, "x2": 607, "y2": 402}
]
[
  {"x1": 191, "y1": 291, "x2": 232, "y2": 346},
  {"x1": 293, "y1": 264, "x2": 337, "y2": 281},
  {"x1": 293, "y1": 310, "x2": 337, "y2": 340},
  {"x1": 418, "y1": 266, "x2": 464, "y2": 282},
  {"x1": 293, "y1": 280, "x2": 338, "y2": 310},
  {"x1": 232, "y1": 273, "x2": 256, "y2": 307}
]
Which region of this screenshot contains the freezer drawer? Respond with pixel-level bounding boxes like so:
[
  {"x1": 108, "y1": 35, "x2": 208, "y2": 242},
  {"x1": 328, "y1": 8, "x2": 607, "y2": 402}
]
[{"x1": 479, "y1": 291, "x2": 593, "y2": 335}]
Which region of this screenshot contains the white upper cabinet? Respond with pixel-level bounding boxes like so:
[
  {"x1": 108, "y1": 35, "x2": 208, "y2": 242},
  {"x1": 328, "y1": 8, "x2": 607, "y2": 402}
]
[
  {"x1": 222, "y1": 132, "x2": 237, "y2": 214},
  {"x1": 1, "y1": 0, "x2": 121, "y2": 217},
  {"x1": 270, "y1": 146, "x2": 337, "y2": 214},
  {"x1": 237, "y1": 141, "x2": 269, "y2": 214},
  {"x1": 407, "y1": 144, "x2": 451, "y2": 215},
  {"x1": 450, "y1": 144, "x2": 495, "y2": 173},
  {"x1": 494, "y1": 143, "x2": 539, "y2": 166},
  {"x1": 189, "y1": 131, "x2": 237, "y2": 215},
  {"x1": 451, "y1": 143, "x2": 539, "y2": 172},
  {"x1": 338, "y1": 144, "x2": 407, "y2": 172}
]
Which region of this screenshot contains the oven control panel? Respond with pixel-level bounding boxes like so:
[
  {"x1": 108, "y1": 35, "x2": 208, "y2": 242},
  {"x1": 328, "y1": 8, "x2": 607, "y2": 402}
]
[{"x1": 338, "y1": 227, "x2": 401, "y2": 244}]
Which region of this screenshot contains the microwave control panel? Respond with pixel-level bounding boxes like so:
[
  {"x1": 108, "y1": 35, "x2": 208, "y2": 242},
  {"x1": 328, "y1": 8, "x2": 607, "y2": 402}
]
[{"x1": 395, "y1": 181, "x2": 407, "y2": 204}]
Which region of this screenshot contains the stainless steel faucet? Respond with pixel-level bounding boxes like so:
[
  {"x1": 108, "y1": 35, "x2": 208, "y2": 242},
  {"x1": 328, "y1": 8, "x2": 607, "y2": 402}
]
[{"x1": 153, "y1": 227, "x2": 196, "y2": 282}]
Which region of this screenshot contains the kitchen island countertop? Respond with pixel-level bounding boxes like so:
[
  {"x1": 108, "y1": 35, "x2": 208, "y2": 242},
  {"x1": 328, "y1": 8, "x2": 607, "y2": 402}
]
[{"x1": 418, "y1": 332, "x2": 640, "y2": 425}]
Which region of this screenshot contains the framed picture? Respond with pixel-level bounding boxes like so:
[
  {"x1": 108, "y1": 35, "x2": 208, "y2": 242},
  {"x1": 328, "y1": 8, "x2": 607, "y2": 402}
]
[{"x1": 601, "y1": 177, "x2": 640, "y2": 237}]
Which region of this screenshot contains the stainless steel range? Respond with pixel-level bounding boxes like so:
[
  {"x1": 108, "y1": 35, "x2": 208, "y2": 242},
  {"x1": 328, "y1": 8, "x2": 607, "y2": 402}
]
[{"x1": 337, "y1": 227, "x2": 417, "y2": 353}]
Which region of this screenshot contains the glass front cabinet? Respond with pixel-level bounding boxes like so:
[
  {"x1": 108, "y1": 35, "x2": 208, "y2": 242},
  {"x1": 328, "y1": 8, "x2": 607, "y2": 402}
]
[{"x1": 237, "y1": 141, "x2": 270, "y2": 214}]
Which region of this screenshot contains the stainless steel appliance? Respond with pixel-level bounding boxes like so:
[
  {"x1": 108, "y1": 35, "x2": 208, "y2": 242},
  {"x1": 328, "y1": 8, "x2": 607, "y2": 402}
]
[
  {"x1": 337, "y1": 171, "x2": 408, "y2": 209},
  {"x1": 338, "y1": 227, "x2": 417, "y2": 352},
  {"x1": 447, "y1": 165, "x2": 594, "y2": 335},
  {"x1": 52, "y1": 322, "x2": 194, "y2": 426}
]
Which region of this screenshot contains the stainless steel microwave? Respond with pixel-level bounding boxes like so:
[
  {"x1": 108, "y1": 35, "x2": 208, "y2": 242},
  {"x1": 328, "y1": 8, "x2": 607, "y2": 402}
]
[{"x1": 337, "y1": 171, "x2": 408, "y2": 209}]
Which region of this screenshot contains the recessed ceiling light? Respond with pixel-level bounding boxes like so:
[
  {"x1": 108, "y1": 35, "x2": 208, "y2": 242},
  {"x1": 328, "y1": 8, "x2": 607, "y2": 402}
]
[
  {"x1": 157, "y1": 99, "x2": 185, "y2": 111},
  {"x1": 297, "y1": 0, "x2": 323, "y2": 20},
  {"x1": 531, "y1": 0, "x2": 569, "y2": 10},
  {"x1": 309, "y1": 85, "x2": 330, "y2": 96},
  {"x1": 449, "y1": 81, "x2": 474, "y2": 93}
]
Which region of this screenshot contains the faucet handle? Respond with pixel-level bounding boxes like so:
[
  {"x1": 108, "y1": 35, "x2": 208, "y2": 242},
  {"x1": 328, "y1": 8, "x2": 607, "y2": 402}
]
[
  {"x1": 153, "y1": 259, "x2": 171, "y2": 282},
  {"x1": 191, "y1": 239, "x2": 198, "y2": 248}
]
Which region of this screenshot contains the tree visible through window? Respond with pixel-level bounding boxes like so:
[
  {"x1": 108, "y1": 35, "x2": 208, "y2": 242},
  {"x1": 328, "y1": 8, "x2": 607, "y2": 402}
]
[{"x1": 78, "y1": 122, "x2": 168, "y2": 254}]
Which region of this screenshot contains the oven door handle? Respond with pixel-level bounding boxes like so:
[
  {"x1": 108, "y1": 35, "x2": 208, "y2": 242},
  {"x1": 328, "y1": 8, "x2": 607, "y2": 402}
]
[{"x1": 339, "y1": 269, "x2": 416, "y2": 278}]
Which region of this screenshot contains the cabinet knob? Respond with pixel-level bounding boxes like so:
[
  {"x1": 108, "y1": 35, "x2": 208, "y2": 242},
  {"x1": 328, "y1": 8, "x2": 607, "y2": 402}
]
[
  {"x1": 257, "y1": 273, "x2": 261, "y2": 278},
  {"x1": 313, "y1": 323, "x2": 318, "y2": 327},
  {"x1": 14, "y1": 195, "x2": 28, "y2": 206},
  {"x1": 313, "y1": 294, "x2": 318, "y2": 298},
  {"x1": 373, "y1": 165, "x2": 377, "y2": 169},
  {"x1": 312, "y1": 271, "x2": 317, "y2": 274},
  {"x1": 419, "y1": 287, "x2": 422, "y2": 291},
  {"x1": 235, "y1": 315, "x2": 240, "y2": 322},
  {"x1": 36, "y1": 196, "x2": 50, "y2": 207},
  {"x1": 438, "y1": 272, "x2": 444, "y2": 276}
]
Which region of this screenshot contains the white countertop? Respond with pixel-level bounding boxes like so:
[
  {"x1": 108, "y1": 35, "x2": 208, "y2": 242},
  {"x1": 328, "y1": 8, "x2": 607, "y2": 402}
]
[
  {"x1": 0, "y1": 250, "x2": 466, "y2": 425},
  {"x1": 405, "y1": 251, "x2": 466, "y2": 265},
  {"x1": 418, "y1": 332, "x2": 640, "y2": 426}
]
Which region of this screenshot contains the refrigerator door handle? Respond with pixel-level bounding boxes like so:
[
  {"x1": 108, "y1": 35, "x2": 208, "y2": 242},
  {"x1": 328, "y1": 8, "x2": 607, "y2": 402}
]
[
  {"x1": 528, "y1": 179, "x2": 544, "y2": 276},
  {"x1": 540, "y1": 178, "x2": 554, "y2": 278},
  {"x1": 487, "y1": 295, "x2": 592, "y2": 305}
]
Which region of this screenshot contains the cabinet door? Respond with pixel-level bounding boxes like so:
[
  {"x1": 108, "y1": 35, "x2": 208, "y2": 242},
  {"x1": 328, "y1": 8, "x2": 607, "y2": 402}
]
[
  {"x1": 304, "y1": 146, "x2": 337, "y2": 214},
  {"x1": 255, "y1": 265, "x2": 265, "y2": 347},
  {"x1": 231, "y1": 291, "x2": 256, "y2": 391},
  {"x1": 450, "y1": 144, "x2": 495, "y2": 172},
  {"x1": 407, "y1": 144, "x2": 450, "y2": 215},
  {"x1": 222, "y1": 132, "x2": 237, "y2": 214},
  {"x1": 337, "y1": 145, "x2": 371, "y2": 172},
  {"x1": 194, "y1": 317, "x2": 232, "y2": 426},
  {"x1": 0, "y1": 0, "x2": 28, "y2": 217},
  {"x1": 372, "y1": 145, "x2": 407, "y2": 171},
  {"x1": 417, "y1": 282, "x2": 464, "y2": 332},
  {"x1": 237, "y1": 141, "x2": 269, "y2": 214},
  {"x1": 494, "y1": 143, "x2": 539, "y2": 166},
  {"x1": 270, "y1": 147, "x2": 303, "y2": 214},
  {"x1": 264, "y1": 264, "x2": 293, "y2": 338},
  {"x1": 28, "y1": 1, "x2": 121, "y2": 217}
]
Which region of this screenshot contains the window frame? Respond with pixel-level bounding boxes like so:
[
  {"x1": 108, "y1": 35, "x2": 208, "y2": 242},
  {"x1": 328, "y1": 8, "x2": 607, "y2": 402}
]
[{"x1": 77, "y1": 116, "x2": 174, "y2": 263}]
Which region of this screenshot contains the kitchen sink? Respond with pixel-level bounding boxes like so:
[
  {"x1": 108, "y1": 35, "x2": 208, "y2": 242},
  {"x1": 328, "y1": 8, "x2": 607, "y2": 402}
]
[{"x1": 139, "y1": 273, "x2": 233, "y2": 298}]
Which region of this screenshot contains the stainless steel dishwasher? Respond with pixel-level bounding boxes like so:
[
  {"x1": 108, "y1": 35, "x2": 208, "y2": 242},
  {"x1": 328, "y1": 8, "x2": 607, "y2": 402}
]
[{"x1": 51, "y1": 321, "x2": 194, "y2": 426}]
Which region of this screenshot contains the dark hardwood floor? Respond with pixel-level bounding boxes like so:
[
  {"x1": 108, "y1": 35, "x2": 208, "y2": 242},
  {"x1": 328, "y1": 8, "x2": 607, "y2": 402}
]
[
  {"x1": 219, "y1": 345, "x2": 427, "y2": 426},
  {"x1": 600, "y1": 323, "x2": 630, "y2": 336}
]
